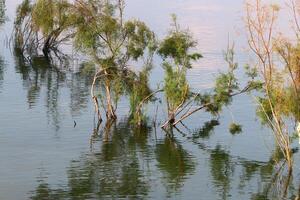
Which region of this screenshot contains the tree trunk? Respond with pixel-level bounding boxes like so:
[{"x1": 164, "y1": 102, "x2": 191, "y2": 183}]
[
  {"x1": 161, "y1": 112, "x2": 175, "y2": 129},
  {"x1": 42, "y1": 34, "x2": 53, "y2": 57},
  {"x1": 296, "y1": 67, "x2": 300, "y2": 90},
  {"x1": 103, "y1": 69, "x2": 117, "y2": 120},
  {"x1": 91, "y1": 72, "x2": 102, "y2": 122}
]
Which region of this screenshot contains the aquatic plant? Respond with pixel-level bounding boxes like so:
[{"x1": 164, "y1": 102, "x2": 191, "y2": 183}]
[{"x1": 229, "y1": 123, "x2": 242, "y2": 134}]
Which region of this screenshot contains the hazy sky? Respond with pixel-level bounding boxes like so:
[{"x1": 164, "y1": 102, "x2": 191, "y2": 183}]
[{"x1": 2, "y1": 0, "x2": 295, "y2": 68}]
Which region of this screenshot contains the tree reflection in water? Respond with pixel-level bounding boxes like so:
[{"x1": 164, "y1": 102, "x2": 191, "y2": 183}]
[
  {"x1": 27, "y1": 116, "x2": 300, "y2": 199},
  {"x1": 29, "y1": 118, "x2": 198, "y2": 199},
  {"x1": 155, "y1": 136, "x2": 196, "y2": 196},
  {"x1": 209, "y1": 145, "x2": 234, "y2": 200},
  {"x1": 13, "y1": 47, "x2": 91, "y2": 131},
  {"x1": 190, "y1": 119, "x2": 220, "y2": 140},
  {"x1": 189, "y1": 120, "x2": 300, "y2": 200}
]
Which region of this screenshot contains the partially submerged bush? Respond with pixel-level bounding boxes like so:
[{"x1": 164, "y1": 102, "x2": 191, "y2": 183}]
[
  {"x1": 73, "y1": 0, "x2": 156, "y2": 121},
  {"x1": 14, "y1": 0, "x2": 75, "y2": 57},
  {"x1": 158, "y1": 15, "x2": 202, "y2": 128},
  {"x1": 229, "y1": 123, "x2": 242, "y2": 134}
]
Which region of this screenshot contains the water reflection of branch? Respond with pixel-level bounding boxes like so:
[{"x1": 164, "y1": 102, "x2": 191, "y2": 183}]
[
  {"x1": 31, "y1": 117, "x2": 153, "y2": 199},
  {"x1": 190, "y1": 119, "x2": 220, "y2": 140},
  {"x1": 87, "y1": 117, "x2": 196, "y2": 198}
]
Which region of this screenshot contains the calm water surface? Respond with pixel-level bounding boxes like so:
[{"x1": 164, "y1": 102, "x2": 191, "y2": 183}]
[{"x1": 0, "y1": 1, "x2": 300, "y2": 199}]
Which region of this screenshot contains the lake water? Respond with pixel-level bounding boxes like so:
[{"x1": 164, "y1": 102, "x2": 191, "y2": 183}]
[{"x1": 0, "y1": 0, "x2": 300, "y2": 199}]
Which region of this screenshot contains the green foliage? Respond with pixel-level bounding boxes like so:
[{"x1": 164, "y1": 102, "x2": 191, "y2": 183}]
[
  {"x1": 229, "y1": 123, "x2": 242, "y2": 134},
  {"x1": 15, "y1": 0, "x2": 32, "y2": 27},
  {"x1": 73, "y1": 1, "x2": 156, "y2": 120},
  {"x1": 128, "y1": 64, "x2": 155, "y2": 125},
  {"x1": 158, "y1": 15, "x2": 201, "y2": 114},
  {"x1": 257, "y1": 86, "x2": 300, "y2": 125},
  {"x1": 13, "y1": 0, "x2": 266, "y2": 128},
  {"x1": 213, "y1": 71, "x2": 238, "y2": 109},
  {"x1": 158, "y1": 15, "x2": 202, "y2": 68},
  {"x1": 163, "y1": 62, "x2": 189, "y2": 112},
  {"x1": 32, "y1": 0, "x2": 54, "y2": 34},
  {"x1": 73, "y1": 0, "x2": 156, "y2": 68},
  {"x1": 205, "y1": 45, "x2": 240, "y2": 115},
  {"x1": 14, "y1": 0, "x2": 32, "y2": 47},
  {"x1": 214, "y1": 44, "x2": 239, "y2": 107},
  {"x1": 14, "y1": 0, "x2": 75, "y2": 55},
  {"x1": 274, "y1": 40, "x2": 300, "y2": 120},
  {"x1": 80, "y1": 61, "x2": 96, "y2": 76},
  {"x1": 13, "y1": 0, "x2": 157, "y2": 120},
  {"x1": 0, "y1": 0, "x2": 5, "y2": 25},
  {"x1": 193, "y1": 44, "x2": 262, "y2": 119},
  {"x1": 125, "y1": 20, "x2": 157, "y2": 60},
  {"x1": 244, "y1": 64, "x2": 258, "y2": 79},
  {"x1": 256, "y1": 97, "x2": 273, "y2": 125},
  {"x1": 158, "y1": 32, "x2": 201, "y2": 68},
  {"x1": 129, "y1": 67, "x2": 152, "y2": 113},
  {"x1": 32, "y1": 0, "x2": 74, "y2": 33},
  {"x1": 111, "y1": 76, "x2": 126, "y2": 106}
]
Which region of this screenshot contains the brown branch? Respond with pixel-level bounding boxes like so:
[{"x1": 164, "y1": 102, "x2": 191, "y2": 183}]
[
  {"x1": 91, "y1": 70, "x2": 104, "y2": 121},
  {"x1": 163, "y1": 81, "x2": 256, "y2": 128},
  {"x1": 171, "y1": 103, "x2": 211, "y2": 127},
  {"x1": 135, "y1": 89, "x2": 164, "y2": 115}
]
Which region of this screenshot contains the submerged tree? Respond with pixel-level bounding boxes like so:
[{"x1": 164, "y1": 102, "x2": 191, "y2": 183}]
[
  {"x1": 245, "y1": 0, "x2": 300, "y2": 168},
  {"x1": 158, "y1": 20, "x2": 259, "y2": 129},
  {"x1": 129, "y1": 64, "x2": 157, "y2": 125},
  {"x1": 158, "y1": 15, "x2": 202, "y2": 129},
  {"x1": 14, "y1": 0, "x2": 75, "y2": 58},
  {"x1": 73, "y1": 0, "x2": 156, "y2": 121}
]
